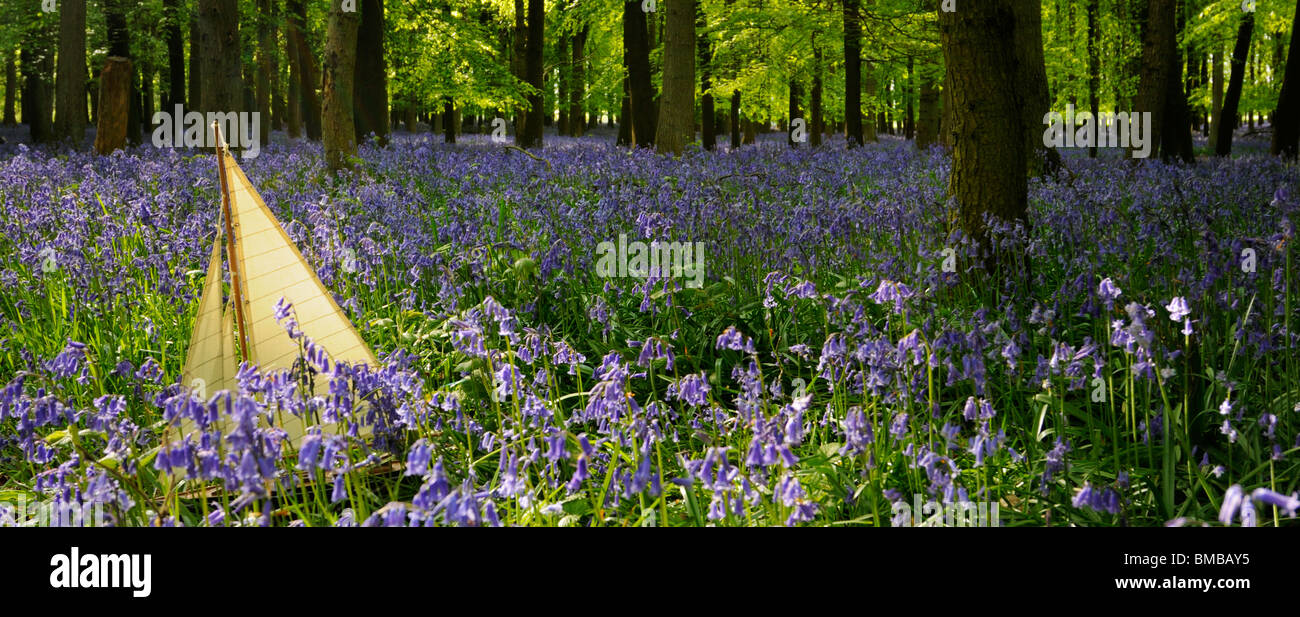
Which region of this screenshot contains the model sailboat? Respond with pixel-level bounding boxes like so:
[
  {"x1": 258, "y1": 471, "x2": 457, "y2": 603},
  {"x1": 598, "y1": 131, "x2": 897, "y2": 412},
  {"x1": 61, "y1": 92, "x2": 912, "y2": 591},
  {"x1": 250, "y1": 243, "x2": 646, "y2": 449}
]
[{"x1": 173, "y1": 124, "x2": 378, "y2": 443}]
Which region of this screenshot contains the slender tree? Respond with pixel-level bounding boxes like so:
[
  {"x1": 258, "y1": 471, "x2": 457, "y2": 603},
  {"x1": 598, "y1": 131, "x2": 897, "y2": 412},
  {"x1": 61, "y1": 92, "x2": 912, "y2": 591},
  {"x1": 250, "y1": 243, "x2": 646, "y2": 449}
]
[
  {"x1": 22, "y1": 16, "x2": 56, "y2": 143},
  {"x1": 3, "y1": 50, "x2": 16, "y2": 125},
  {"x1": 163, "y1": 0, "x2": 186, "y2": 109},
  {"x1": 285, "y1": 0, "x2": 302, "y2": 139},
  {"x1": 697, "y1": 4, "x2": 714, "y2": 150},
  {"x1": 656, "y1": 0, "x2": 696, "y2": 155},
  {"x1": 354, "y1": 0, "x2": 389, "y2": 145},
  {"x1": 844, "y1": 0, "x2": 863, "y2": 147},
  {"x1": 1214, "y1": 11, "x2": 1254, "y2": 156},
  {"x1": 811, "y1": 45, "x2": 823, "y2": 148},
  {"x1": 903, "y1": 57, "x2": 914, "y2": 141},
  {"x1": 788, "y1": 79, "x2": 802, "y2": 148},
  {"x1": 730, "y1": 92, "x2": 741, "y2": 148},
  {"x1": 624, "y1": 0, "x2": 656, "y2": 147},
  {"x1": 288, "y1": 0, "x2": 322, "y2": 140},
  {"x1": 1271, "y1": 0, "x2": 1299, "y2": 157},
  {"x1": 55, "y1": 0, "x2": 87, "y2": 144},
  {"x1": 569, "y1": 24, "x2": 587, "y2": 136},
  {"x1": 256, "y1": 0, "x2": 274, "y2": 146},
  {"x1": 519, "y1": 0, "x2": 545, "y2": 148},
  {"x1": 322, "y1": 0, "x2": 360, "y2": 171},
  {"x1": 1086, "y1": 0, "x2": 1099, "y2": 158},
  {"x1": 558, "y1": 33, "x2": 569, "y2": 134},
  {"x1": 189, "y1": 13, "x2": 202, "y2": 111},
  {"x1": 915, "y1": 72, "x2": 938, "y2": 149},
  {"x1": 1160, "y1": 1, "x2": 1193, "y2": 163},
  {"x1": 1014, "y1": 0, "x2": 1059, "y2": 174},
  {"x1": 512, "y1": 0, "x2": 528, "y2": 138}
]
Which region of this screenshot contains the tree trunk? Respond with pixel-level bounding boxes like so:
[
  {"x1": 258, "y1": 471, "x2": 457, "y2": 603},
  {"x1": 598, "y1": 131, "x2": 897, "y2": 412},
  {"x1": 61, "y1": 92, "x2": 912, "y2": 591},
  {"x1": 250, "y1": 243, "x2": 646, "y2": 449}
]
[
  {"x1": 163, "y1": 0, "x2": 185, "y2": 108},
  {"x1": 443, "y1": 98, "x2": 455, "y2": 144},
  {"x1": 730, "y1": 91, "x2": 741, "y2": 148},
  {"x1": 1215, "y1": 12, "x2": 1253, "y2": 157},
  {"x1": 55, "y1": 0, "x2": 88, "y2": 144},
  {"x1": 95, "y1": 57, "x2": 132, "y2": 154},
  {"x1": 105, "y1": 0, "x2": 141, "y2": 145},
  {"x1": 1271, "y1": 0, "x2": 1299, "y2": 158},
  {"x1": 618, "y1": 75, "x2": 632, "y2": 145},
  {"x1": 916, "y1": 73, "x2": 938, "y2": 149},
  {"x1": 811, "y1": 46, "x2": 824, "y2": 148},
  {"x1": 697, "y1": 5, "x2": 714, "y2": 150},
  {"x1": 142, "y1": 63, "x2": 155, "y2": 132},
  {"x1": 22, "y1": 46, "x2": 55, "y2": 143},
  {"x1": 354, "y1": 0, "x2": 389, "y2": 145},
  {"x1": 512, "y1": 0, "x2": 527, "y2": 139},
  {"x1": 198, "y1": 0, "x2": 243, "y2": 119},
  {"x1": 624, "y1": 0, "x2": 656, "y2": 148},
  {"x1": 322, "y1": 0, "x2": 359, "y2": 171},
  {"x1": 519, "y1": 0, "x2": 545, "y2": 148},
  {"x1": 1086, "y1": 0, "x2": 1099, "y2": 158},
  {"x1": 289, "y1": 0, "x2": 322, "y2": 140},
  {"x1": 189, "y1": 15, "x2": 202, "y2": 112},
  {"x1": 1013, "y1": 0, "x2": 1059, "y2": 175},
  {"x1": 844, "y1": 0, "x2": 863, "y2": 147},
  {"x1": 788, "y1": 79, "x2": 802, "y2": 148},
  {"x1": 903, "y1": 57, "x2": 914, "y2": 141},
  {"x1": 1160, "y1": 1, "x2": 1193, "y2": 163},
  {"x1": 570, "y1": 25, "x2": 587, "y2": 137},
  {"x1": 939, "y1": 0, "x2": 1027, "y2": 252},
  {"x1": 655, "y1": 0, "x2": 695, "y2": 155},
  {"x1": 1209, "y1": 50, "x2": 1222, "y2": 149},
  {"x1": 3, "y1": 50, "x2": 16, "y2": 125},
  {"x1": 272, "y1": 10, "x2": 284, "y2": 133},
  {"x1": 558, "y1": 34, "x2": 569, "y2": 135},
  {"x1": 256, "y1": 0, "x2": 273, "y2": 147},
  {"x1": 285, "y1": 1, "x2": 301, "y2": 139}
]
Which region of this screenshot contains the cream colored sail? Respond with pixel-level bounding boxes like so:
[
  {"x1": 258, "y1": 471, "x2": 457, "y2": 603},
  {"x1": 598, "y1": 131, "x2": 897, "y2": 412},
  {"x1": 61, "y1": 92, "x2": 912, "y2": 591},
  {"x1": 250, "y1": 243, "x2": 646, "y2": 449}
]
[
  {"x1": 172, "y1": 143, "x2": 377, "y2": 445},
  {"x1": 222, "y1": 148, "x2": 378, "y2": 440},
  {"x1": 173, "y1": 233, "x2": 238, "y2": 441}
]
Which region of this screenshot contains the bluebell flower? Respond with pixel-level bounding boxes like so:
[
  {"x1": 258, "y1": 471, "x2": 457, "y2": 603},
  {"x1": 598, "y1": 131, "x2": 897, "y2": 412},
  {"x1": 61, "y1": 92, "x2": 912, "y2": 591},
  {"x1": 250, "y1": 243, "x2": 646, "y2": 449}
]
[{"x1": 1164, "y1": 297, "x2": 1190, "y2": 322}]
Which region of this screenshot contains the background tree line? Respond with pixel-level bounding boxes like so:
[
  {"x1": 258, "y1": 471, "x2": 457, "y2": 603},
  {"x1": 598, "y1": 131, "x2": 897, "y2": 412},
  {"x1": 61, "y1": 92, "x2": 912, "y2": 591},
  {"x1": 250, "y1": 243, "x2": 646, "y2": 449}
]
[{"x1": 0, "y1": 1, "x2": 1295, "y2": 183}]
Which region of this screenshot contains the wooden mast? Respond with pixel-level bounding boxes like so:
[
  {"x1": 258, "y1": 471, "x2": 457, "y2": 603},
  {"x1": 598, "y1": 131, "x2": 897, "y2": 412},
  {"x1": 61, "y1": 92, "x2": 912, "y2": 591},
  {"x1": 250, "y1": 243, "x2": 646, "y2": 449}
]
[{"x1": 213, "y1": 122, "x2": 251, "y2": 363}]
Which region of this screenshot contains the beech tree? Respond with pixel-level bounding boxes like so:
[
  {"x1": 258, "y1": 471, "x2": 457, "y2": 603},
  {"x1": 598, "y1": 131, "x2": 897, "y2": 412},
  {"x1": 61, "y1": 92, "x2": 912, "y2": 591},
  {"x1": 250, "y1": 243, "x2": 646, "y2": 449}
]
[
  {"x1": 198, "y1": 0, "x2": 243, "y2": 119},
  {"x1": 623, "y1": 0, "x2": 656, "y2": 148},
  {"x1": 54, "y1": 0, "x2": 86, "y2": 144},
  {"x1": 354, "y1": 0, "x2": 389, "y2": 145},
  {"x1": 844, "y1": 0, "x2": 862, "y2": 148},
  {"x1": 655, "y1": 0, "x2": 695, "y2": 155},
  {"x1": 1272, "y1": 0, "x2": 1299, "y2": 158},
  {"x1": 518, "y1": 0, "x2": 544, "y2": 148},
  {"x1": 322, "y1": 0, "x2": 360, "y2": 171},
  {"x1": 939, "y1": 0, "x2": 1030, "y2": 252},
  {"x1": 1214, "y1": 11, "x2": 1254, "y2": 157}
]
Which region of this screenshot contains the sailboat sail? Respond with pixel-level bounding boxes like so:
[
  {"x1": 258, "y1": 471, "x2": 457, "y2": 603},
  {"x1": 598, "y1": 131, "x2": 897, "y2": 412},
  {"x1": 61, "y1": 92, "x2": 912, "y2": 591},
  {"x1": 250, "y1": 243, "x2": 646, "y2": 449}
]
[
  {"x1": 182, "y1": 233, "x2": 234, "y2": 396},
  {"x1": 222, "y1": 151, "x2": 379, "y2": 374},
  {"x1": 173, "y1": 128, "x2": 377, "y2": 444}
]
